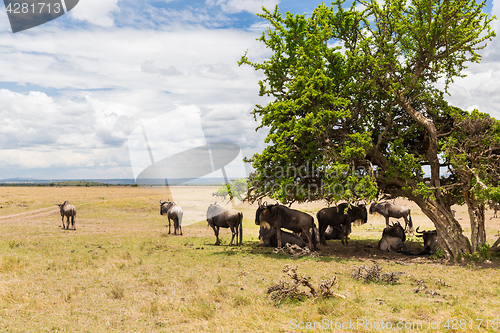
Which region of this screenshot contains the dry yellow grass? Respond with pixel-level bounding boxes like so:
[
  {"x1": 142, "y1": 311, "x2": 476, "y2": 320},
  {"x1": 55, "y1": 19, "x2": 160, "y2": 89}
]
[{"x1": 0, "y1": 186, "x2": 498, "y2": 332}]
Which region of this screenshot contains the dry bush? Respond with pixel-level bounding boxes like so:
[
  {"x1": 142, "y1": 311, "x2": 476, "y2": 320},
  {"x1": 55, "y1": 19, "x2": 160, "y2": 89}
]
[
  {"x1": 267, "y1": 265, "x2": 345, "y2": 304},
  {"x1": 351, "y1": 262, "x2": 404, "y2": 284}
]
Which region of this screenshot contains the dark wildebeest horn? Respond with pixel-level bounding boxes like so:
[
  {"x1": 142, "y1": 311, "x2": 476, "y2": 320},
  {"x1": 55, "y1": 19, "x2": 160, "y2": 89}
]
[{"x1": 415, "y1": 226, "x2": 423, "y2": 233}]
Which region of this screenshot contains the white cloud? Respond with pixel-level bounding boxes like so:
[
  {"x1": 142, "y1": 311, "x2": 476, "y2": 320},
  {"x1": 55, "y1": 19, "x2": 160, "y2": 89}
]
[
  {"x1": 141, "y1": 60, "x2": 183, "y2": 76},
  {"x1": 69, "y1": 0, "x2": 120, "y2": 27},
  {"x1": 207, "y1": 0, "x2": 279, "y2": 14},
  {"x1": 0, "y1": 23, "x2": 271, "y2": 178},
  {"x1": 195, "y1": 63, "x2": 238, "y2": 80}
]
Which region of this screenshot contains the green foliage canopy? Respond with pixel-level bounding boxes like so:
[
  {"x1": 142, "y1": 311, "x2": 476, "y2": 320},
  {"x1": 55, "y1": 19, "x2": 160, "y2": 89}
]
[{"x1": 241, "y1": 0, "x2": 495, "y2": 209}]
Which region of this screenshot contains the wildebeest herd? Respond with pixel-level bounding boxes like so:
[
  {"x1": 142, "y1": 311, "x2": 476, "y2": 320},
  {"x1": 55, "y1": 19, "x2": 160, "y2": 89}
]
[{"x1": 54, "y1": 199, "x2": 445, "y2": 255}]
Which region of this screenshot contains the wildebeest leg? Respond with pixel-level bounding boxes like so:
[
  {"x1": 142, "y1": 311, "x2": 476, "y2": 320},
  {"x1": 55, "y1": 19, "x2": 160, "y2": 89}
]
[
  {"x1": 229, "y1": 226, "x2": 236, "y2": 246},
  {"x1": 276, "y1": 228, "x2": 283, "y2": 248},
  {"x1": 179, "y1": 224, "x2": 182, "y2": 236},
  {"x1": 385, "y1": 216, "x2": 390, "y2": 227},
  {"x1": 214, "y1": 226, "x2": 220, "y2": 245},
  {"x1": 302, "y1": 227, "x2": 314, "y2": 251},
  {"x1": 318, "y1": 222, "x2": 328, "y2": 246},
  {"x1": 167, "y1": 217, "x2": 171, "y2": 234},
  {"x1": 61, "y1": 216, "x2": 65, "y2": 229},
  {"x1": 402, "y1": 215, "x2": 410, "y2": 232},
  {"x1": 341, "y1": 223, "x2": 350, "y2": 245},
  {"x1": 71, "y1": 215, "x2": 75, "y2": 230},
  {"x1": 232, "y1": 222, "x2": 240, "y2": 246},
  {"x1": 173, "y1": 218, "x2": 178, "y2": 235}
]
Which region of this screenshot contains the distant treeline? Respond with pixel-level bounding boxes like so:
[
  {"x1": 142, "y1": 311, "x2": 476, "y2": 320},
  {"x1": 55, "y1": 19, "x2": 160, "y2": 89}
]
[
  {"x1": 0, "y1": 181, "x2": 124, "y2": 187},
  {"x1": 0, "y1": 177, "x2": 238, "y2": 187}
]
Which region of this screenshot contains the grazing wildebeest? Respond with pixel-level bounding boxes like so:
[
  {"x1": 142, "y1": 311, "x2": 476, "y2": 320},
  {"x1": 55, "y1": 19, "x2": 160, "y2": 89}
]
[
  {"x1": 378, "y1": 221, "x2": 407, "y2": 252},
  {"x1": 415, "y1": 227, "x2": 438, "y2": 254},
  {"x1": 56, "y1": 201, "x2": 76, "y2": 230},
  {"x1": 159, "y1": 199, "x2": 183, "y2": 235},
  {"x1": 317, "y1": 203, "x2": 368, "y2": 245},
  {"x1": 255, "y1": 203, "x2": 316, "y2": 251},
  {"x1": 370, "y1": 202, "x2": 413, "y2": 231},
  {"x1": 206, "y1": 203, "x2": 243, "y2": 246},
  {"x1": 259, "y1": 226, "x2": 306, "y2": 248}
]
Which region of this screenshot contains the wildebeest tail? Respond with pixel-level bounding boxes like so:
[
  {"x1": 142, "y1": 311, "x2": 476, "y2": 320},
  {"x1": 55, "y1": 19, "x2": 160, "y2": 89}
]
[{"x1": 238, "y1": 212, "x2": 243, "y2": 245}]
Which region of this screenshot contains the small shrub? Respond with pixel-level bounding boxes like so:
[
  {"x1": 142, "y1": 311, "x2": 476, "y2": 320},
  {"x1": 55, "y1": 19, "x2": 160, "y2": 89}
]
[
  {"x1": 462, "y1": 243, "x2": 492, "y2": 263},
  {"x1": 478, "y1": 244, "x2": 492, "y2": 261},
  {"x1": 351, "y1": 263, "x2": 404, "y2": 284},
  {"x1": 430, "y1": 247, "x2": 445, "y2": 259}
]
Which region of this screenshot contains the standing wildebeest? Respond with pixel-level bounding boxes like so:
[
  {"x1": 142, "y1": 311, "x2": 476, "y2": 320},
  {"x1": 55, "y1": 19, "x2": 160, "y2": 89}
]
[
  {"x1": 159, "y1": 199, "x2": 183, "y2": 235},
  {"x1": 317, "y1": 203, "x2": 368, "y2": 245},
  {"x1": 415, "y1": 227, "x2": 438, "y2": 254},
  {"x1": 206, "y1": 203, "x2": 243, "y2": 246},
  {"x1": 56, "y1": 201, "x2": 76, "y2": 230},
  {"x1": 370, "y1": 202, "x2": 413, "y2": 231},
  {"x1": 255, "y1": 203, "x2": 317, "y2": 251},
  {"x1": 378, "y1": 221, "x2": 407, "y2": 252}
]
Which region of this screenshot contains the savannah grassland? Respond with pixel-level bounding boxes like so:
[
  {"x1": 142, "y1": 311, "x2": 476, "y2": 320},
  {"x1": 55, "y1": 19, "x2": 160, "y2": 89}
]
[{"x1": 0, "y1": 186, "x2": 499, "y2": 332}]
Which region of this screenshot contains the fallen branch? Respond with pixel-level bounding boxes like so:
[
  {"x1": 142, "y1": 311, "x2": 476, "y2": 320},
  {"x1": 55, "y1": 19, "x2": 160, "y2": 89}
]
[
  {"x1": 273, "y1": 244, "x2": 319, "y2": 259},
  {"x1": 351, "y1": 262, "x2": 404, "y2": 284},
  {"x1": 267, "y1": 265, "x2": 346, "y2": 304}
]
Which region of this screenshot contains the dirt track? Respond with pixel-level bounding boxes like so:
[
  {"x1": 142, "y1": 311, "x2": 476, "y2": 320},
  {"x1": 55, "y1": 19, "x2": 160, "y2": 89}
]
[{"x1": 0, "y1": 207, "x2": 59, "y2": 221}]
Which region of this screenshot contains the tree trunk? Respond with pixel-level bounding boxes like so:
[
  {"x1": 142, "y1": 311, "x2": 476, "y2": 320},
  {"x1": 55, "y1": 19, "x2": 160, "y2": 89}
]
[
  {"x1": 461, "y1": 179, "x2": 487, "y2": 252},
  {"x1": 467, "y1": 202, "x2": 486, "y2": 252},
  {"x1": 414, "y1": 197, "x2": 471, "y2": 261}
]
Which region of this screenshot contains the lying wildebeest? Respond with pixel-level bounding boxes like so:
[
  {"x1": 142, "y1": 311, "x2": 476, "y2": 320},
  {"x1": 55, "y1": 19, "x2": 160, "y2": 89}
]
[
  {"x1": 56, "y1": 201, "x2": 76, "y2": 230},
  {"x1": 160, "y1": 199, "x2": 183, "y2": 235},
  {"x1": 370, "y1": 201, "x2": 413, "y2": 231},
  {"x1": 317, "y1": 203, "x2": 367, "y2": 245},
  {"x1": 415, "y1": 227, "x2": 438, "y2": 254},
  {"x1": 324, "y1": 225, "x2": 345, "y2": 240},
  {"x1": 378, "y1": 221, "x2": 407, "y2": 252},
  {"x1": 255, "y1": 203, "x2": 316, "y2": 251},
  {"x1": 301, "y1": 225, "x2": 344, "y2": 244},
  {"x1": 259, "y1": 226, "x2": 306, "y2": 248},
  {"x1": 206, "y1": 203, "x2": 243, "y2": 246}
]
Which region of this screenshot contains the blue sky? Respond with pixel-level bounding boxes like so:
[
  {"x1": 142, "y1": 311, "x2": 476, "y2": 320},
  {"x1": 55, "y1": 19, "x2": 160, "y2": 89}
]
[{"x1": 0, "y1": 0, "x2": 498, "y2": 181}]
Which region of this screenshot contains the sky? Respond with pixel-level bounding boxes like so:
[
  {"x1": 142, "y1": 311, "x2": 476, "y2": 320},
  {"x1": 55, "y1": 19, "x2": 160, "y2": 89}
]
[{"x1": 0, "y1": 0, "x2": 498, "y2": 181}]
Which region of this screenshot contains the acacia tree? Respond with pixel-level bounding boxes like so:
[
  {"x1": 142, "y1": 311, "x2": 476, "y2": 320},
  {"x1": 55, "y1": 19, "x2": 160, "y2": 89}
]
[
  {"x1": 445, "y1": 111, "x2": 500, "y2": 251},
  {"x1": 240, "y1": 0, "x2": 496, "y2": 260}
]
